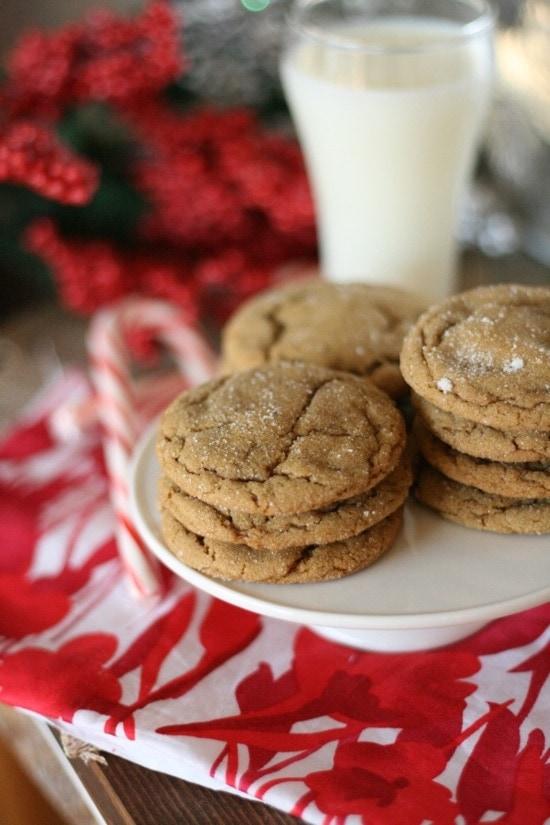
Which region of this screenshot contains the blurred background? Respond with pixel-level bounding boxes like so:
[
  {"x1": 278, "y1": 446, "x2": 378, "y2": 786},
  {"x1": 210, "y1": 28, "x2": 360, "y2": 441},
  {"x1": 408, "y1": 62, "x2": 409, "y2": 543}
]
[
  {"x1": 1, "y1": 0, "x2": 132, "y2": 56},
  {"x1": 0, "y1": 0, "x2": 549, "y2": 322}
]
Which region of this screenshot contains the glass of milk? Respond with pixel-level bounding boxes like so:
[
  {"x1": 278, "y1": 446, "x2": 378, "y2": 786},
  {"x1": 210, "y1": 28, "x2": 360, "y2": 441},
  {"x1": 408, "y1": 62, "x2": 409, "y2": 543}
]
[{"x1": 280, "y1": 0, "x2": 494, "y2": 300}]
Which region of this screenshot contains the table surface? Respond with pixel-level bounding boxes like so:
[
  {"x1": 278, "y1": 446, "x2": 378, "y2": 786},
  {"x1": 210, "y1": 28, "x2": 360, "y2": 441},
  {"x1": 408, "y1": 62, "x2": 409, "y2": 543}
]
[
  {"x1": 0, "y1": 251, "x2": 547, "y2": 825},
  {"x1": 0, "y1": 706, "x2": 300, "y2": 825}
]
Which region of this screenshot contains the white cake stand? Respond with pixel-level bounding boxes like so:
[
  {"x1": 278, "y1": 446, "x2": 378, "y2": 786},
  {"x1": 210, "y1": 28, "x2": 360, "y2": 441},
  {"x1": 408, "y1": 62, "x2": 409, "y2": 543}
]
[{"x1": 130, "y1": 425, "x2": 550, "y2": 652}]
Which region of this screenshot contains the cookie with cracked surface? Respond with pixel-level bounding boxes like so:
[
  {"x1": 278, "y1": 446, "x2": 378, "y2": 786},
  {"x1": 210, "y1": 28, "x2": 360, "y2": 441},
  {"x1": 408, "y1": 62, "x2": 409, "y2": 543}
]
[
  {"x1": 159, "y1": 451, "x2": 412, "y2": 551},
  {"x1": 414, "y1": 418, "x2": 550, "y2": 499},
  {"x1": 160, "y1": 507, "x2": 403, "y2": 583},
  {"x1": 221, "y1": 279, "x2": 426, "y2": 398},
  {"x1": 412, "y1": 393, "x2": 550, "y2": 464},
  {"x1": 157, "y1": 362, "x2": 405, "y2": 515},
  {"x1": 415, "y1": 464, "x2": 550, "y2": 534},
  {"x1": 400, "y1": 284, "x2": 550, "y2": 431}
]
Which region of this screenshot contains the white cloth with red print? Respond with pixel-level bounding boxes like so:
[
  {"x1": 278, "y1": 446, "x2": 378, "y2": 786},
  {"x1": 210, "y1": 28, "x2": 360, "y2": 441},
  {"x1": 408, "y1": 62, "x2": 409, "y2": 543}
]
[{"x1": 0, "y1": 370, "x2": 549, "y2": 825}]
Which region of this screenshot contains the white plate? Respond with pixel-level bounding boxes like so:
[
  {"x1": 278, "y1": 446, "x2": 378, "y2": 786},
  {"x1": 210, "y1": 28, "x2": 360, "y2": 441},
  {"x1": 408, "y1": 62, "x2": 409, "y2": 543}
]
[{"x1": 130, "y1": 424, "x2": 550, "y2": 652}]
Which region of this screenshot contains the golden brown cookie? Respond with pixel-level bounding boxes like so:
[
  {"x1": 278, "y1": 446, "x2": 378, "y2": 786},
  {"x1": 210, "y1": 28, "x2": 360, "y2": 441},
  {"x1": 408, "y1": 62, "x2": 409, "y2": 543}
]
[
  {"x1": 159, "y1": 451, "x2": 412, "y2": 550},
  {"x1": 400, "y1": 284, "x2": 550, "y2": 431},
  {"x1": 412, "y1": 393, "x2": 550, "y2": 463},
  {"x1": 415, "y1": 464, "x2": 550, "y2": 534},
  {"x1": 414, "y1": 418, "x2": 550, "y2": 499},
  {"x1": 157, "y1": 362, "x2": 405, "y2": 515},
  {"x1": 221, "y1": 279, "x2": 426, "y2": 397},
  {"x1": 160, "y1": 507, "x2": 403, "y2": 583}
]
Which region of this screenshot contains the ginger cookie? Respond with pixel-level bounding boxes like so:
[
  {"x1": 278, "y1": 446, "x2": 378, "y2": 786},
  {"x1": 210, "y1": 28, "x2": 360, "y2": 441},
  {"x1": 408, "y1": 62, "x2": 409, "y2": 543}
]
[
  {"x1": 158, "y1": 362, "x2": 405, "y2": 515},
  {"x1": 159, "y1": 452, "x2": 412, "y2": 551},
  {"x1": 412, "y1": 393, "x2": 550, "y2": 464},
  {"x1": 221, "y1": 279, "x2": 425, "y2": 397},
  {"x1": 414, "y1": 418, "x2": 550, "y2": 499},
  {"x1": 400, "y1": 284, "x2": 550, "y2": 431},
  {"x1": 415, "y1": 464, "x2": 550, "y2": 534},
  {"x1": 160, "y1": 507, "x2": 403, "y2": 583}
]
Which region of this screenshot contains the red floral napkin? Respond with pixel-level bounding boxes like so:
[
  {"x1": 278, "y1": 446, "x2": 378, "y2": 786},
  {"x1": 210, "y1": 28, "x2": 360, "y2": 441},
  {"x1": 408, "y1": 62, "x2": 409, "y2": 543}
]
[{"x1": 1, "y1": 370, "x2": 549, "y2": 824}]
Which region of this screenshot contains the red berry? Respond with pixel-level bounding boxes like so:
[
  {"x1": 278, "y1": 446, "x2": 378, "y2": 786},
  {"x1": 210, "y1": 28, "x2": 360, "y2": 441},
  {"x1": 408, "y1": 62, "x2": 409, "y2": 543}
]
[{"x1": 0, "y1": 121, "x2": 98, "y2": 204}]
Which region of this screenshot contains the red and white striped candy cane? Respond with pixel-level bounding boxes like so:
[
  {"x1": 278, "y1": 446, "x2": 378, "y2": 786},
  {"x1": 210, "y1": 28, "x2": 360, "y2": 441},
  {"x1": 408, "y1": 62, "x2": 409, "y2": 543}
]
[{"x1": 87, "y1": 297, "x2": 217, "y2": 597}]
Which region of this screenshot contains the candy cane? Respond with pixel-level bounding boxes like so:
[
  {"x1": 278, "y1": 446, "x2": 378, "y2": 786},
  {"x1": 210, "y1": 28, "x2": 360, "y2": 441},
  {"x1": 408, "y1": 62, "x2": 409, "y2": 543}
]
[
  {"x1": 49, "y1": 373, "x2": 189, "y2": 442},
  {"x1": 87, "y1": 297, "x2": 217, "y2": 597}
]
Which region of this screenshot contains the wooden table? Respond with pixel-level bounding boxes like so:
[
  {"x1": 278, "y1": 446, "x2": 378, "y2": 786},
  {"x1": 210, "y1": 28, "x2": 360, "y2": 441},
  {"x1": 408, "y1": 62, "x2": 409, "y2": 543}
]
[
  {"x1": 0, "y1": 707, "x2": 299, "y2": 825},
  {"x1": 0, "y1": 251, "x2": 547, "y2": 825}
]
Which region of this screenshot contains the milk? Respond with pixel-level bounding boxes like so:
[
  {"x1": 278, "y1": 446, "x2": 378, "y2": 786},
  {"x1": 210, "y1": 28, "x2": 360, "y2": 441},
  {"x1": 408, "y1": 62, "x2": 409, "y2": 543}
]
[{"x1": 281, "y1": 18, "x2": 493, "y2": 299}]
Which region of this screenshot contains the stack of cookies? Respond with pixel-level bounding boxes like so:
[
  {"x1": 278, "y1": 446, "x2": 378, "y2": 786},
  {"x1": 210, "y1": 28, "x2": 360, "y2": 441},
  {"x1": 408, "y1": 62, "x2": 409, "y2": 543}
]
[
  {"x1": 157, "y1": 361, "x2": 412, "y2": 583},
  {"x1": 400, "y1": 284, "x2": 550, "y2": 534},
  {"x1": 221, "y1": 279, "x2": 425, "y2": 398}
]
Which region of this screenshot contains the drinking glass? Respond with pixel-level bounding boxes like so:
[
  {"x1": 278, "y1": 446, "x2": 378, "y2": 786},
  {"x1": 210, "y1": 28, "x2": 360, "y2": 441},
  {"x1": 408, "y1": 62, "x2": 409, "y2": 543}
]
[{"x1": 280, "y1": 0, "x2": 494, "y2": 299}]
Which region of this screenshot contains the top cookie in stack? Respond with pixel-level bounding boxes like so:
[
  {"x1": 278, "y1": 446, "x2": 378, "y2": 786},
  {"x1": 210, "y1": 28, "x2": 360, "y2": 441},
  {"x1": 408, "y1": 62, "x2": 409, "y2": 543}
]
[
  {"x1": 157, "y1": 361, "x2": 410, "y2": 583},
  {"x1": 221, "y1": 279, "x2": 426, "y2": 398},
  {"x1": 400, "y1": 284, "x2": 550, "y2": 534}
]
